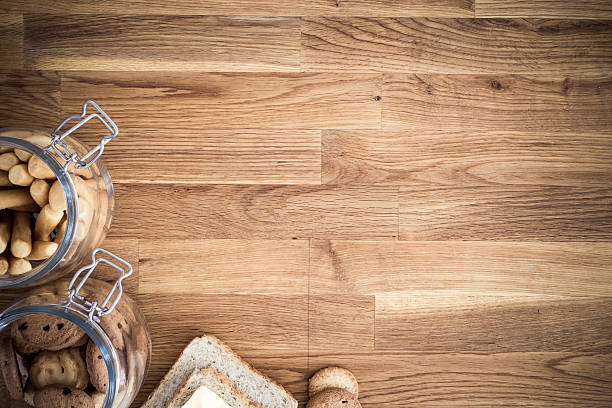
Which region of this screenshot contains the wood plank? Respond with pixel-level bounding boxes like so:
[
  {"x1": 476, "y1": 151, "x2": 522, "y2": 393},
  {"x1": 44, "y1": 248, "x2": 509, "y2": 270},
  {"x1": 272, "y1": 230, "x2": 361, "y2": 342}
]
[
  {"x1": 111, "y1": 184, "x2": 398, "y2": 239},
  {"x1": 308, "y1": 352, "x2": 612, "y2": 406},
  {"x1": 399, "y1": 185, "x2": 612, "y2": 241},
  {"x1": 302, "y1": 18, "x2": 612, "y2": 74},
  {"x1": 301, "y1": 0, "x2": 475, "y2": 17},
  {"x1": 138, "y1": 239, "x2": 309, "y2": 295},
  {"x1": 476, "y1": 0, "x2": 612, "y2": 19},
  {"x1": 0, "y1": 71, "x2": 60, "y2": 128},
  {"x1": 382, "y1": 74, "x2": 612, "y2": 131},
  {"x1": 322, "y1": 130, "x2": 612, "y2": 187},
  {"x1": 77, "y1": 129, "x2": 321, "y2": 185},
  {"x1": 24, "y1": 15, "x2": 300, "y2": 72},
  {"x1": 377, "y1": 295, "x2": 612, "y2": 352},
  {"x1": 0, "y1": 14, "x2": 23, "y2": 70},
  {"x1": 61, "y1": 71, "x2": 382, "y2": 130},
  {"x1": 310, "y1": 240, "x2": 612, "y2": 296},
  {"x1": 135, "y1": 294, "x2": 308, "y2": 406}
]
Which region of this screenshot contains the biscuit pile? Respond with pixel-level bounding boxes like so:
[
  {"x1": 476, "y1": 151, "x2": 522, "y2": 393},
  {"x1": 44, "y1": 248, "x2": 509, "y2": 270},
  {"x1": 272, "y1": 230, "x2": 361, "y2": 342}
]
[
  {"x1": 307, "y1": 367, "x2": 362, "y2": 408},
  {"x1": 0, "y1": 136, "x2": 96, "y2": 276}
]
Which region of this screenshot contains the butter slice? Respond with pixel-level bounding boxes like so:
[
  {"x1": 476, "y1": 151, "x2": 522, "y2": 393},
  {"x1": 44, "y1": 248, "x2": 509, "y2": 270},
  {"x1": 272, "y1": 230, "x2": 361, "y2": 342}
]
[{"x1": 182, "y1": 386, "x2": 233, "y2": 408}]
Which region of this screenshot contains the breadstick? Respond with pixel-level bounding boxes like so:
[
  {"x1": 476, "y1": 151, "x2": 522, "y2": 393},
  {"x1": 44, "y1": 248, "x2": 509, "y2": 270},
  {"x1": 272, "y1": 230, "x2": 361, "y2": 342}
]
[
  {"x1": 48, "y1": 180, "x2": 66, "y2": 212},
  {"x1": 11, "y1": 212, "x2": 32, "y2": 258},
  {"x1": 26, "y1": 241, "x2": 59, "y2": 260},
  {"x1": 14, "y1": 149, "x2": 32, "y2": 162},
  {"x1": 75, "y1": 198, "x2": 93, "y2": 241},
  {"x1": 0, "y1": 189, "x2": 37, "y2": 210},
  {"x1": 8, "y1": 164, "x2": 34, "y2": 186},
  {"x1": 28, "y1": 155, "x2": 55, "y2": 179},
  {"x1": 0, "y1": 170, "x2": 13, "y2": 187},
  {"x1": 8, "y1": 256, "x2": 31, "y2": 276},
  {"x1": 33, "y1": 204, "x2": 63, "y2": 241},
  {"x1": 0, "y1": 152, "x2": 19, "y2": 171},
  {"x1": 11, "y1": 203, "x2": 41, "y2": 212},
  {"x1": 15, "y1": 135, "x2": 53, "y2": 162},
  {"x1": 0, "y1": 255, "x2": 7, "y2": 275},
  {"x1": 30, "y1": 179, "x2": 50, "y2": 207},
  {"x1": 0, "y1": 147, "x2": 12, "y2": 154},
  {"x1": 53, "y1": 216, "x2": 67, "y2": 244},
  {"x1": 0, "y1": 212, "x2": 10, "y2": 253}
]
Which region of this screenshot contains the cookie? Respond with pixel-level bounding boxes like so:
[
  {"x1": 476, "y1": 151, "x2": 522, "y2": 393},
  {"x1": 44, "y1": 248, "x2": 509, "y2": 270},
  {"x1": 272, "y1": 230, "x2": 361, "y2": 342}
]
[
  {"x1": 33, "y1": 386, "x2": 94, "y2": 408},
  {"x1": 30, "y1": 348, "x2": 89, "y2": 390},
  {"x1": 91, "y1": 391, "x2": 105, "y2": 408},
  {"x1": 11, "y1": 322, "x2": 41, "y2": 355},
  {"x1": 86, "y1": 340, "x2": 108, "y2": 393},
  {"x1": 98, "y1": 310, "x2": 129, "y2": 351},
  {"x1": 306, "y1": 388, "x2": 361, "y2": 408},
  {"x1": 309, "y1": 367, "x2": 359, "y2": 397},
  {"x1": 14, "y1": 314, "x2": 85, "y2": 351},
  {"x1": 0, "y1": 337, "x2": 23, "y2": 400}
]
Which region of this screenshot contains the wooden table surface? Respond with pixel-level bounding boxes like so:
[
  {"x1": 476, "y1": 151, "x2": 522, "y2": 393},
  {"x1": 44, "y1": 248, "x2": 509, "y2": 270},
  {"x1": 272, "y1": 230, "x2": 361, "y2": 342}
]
[{"x1": 1, "y1": 1, "x2": 612, "y2": 407}]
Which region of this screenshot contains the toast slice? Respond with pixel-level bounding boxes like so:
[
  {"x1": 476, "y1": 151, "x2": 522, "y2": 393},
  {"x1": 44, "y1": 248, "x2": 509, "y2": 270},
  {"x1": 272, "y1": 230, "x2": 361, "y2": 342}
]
[
  {"x1": 142, "y1": 335, "x2": 297, "y2": 408},
  {"x1": 167, "y1": 368, "x2": 264, "y2": 408}
]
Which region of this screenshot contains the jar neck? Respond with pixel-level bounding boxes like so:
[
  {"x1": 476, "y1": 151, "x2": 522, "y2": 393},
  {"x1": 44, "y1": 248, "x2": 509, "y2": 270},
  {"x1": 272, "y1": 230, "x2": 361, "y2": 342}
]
[
  {"x1": 0, "y1": 136, "x2": 78, "y2": 288},
  {"x1": 0, "y1": 303, "x2": 118, "y2": 408}
]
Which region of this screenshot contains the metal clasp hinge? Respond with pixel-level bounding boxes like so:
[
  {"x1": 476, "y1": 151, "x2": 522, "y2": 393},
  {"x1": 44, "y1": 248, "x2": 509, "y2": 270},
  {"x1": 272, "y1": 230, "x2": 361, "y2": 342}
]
[
  {"x1": 46, "y1": 100, "x2": 119, "y2": 170},
  {"x1": 65, "y1": 248, "x2": 133, "y2": 322}
]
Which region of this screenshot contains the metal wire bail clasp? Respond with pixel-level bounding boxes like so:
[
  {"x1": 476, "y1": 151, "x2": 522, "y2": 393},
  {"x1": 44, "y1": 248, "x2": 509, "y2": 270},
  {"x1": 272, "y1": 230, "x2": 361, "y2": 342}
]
[
  {"x1": 47, "y1": 100, "x2": 119, "y2": 170},
  {"x1": 65, "y1": 249, "x2": 133, "y2": 322}
]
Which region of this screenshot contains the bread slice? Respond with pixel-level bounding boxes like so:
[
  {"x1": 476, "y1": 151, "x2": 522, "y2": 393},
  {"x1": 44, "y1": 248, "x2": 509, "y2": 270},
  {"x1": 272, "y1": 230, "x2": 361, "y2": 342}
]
[
  {"x1": 141, "y1": 335, "x2": 297, "y2": 408},
  {"x1": 167, "y1": 368, "x2": 264, "y2": 408}
]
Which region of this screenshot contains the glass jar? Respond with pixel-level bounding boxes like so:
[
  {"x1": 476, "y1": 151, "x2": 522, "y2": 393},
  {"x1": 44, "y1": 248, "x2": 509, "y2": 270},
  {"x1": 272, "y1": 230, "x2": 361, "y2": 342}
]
[
  {"x1": 0, "y1": 248, "x2": 151, "y2": 408},
  {"x1": 0, "y1": 101, "x2": 118, "y2": 288}
]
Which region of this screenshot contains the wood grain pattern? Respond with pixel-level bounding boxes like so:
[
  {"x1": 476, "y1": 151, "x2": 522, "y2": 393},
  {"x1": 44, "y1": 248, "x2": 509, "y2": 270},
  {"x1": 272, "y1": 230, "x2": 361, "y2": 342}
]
[
  {"x1": 322, "y1": 130, "x2": 612, "y2": 186},
  {"x1": 138, "y1": 239, "x2": 309, "y2": 294},
  {"x1": 78, "y1": 129, "x2": 321, "y2": 184},
  {"x1": 61, "y1": 71, "x2": 382, "y2": 130},
  {"x1": 309, "y1": 352, "x2": 612, "y2": 406},
  {"x1": 383, "y1": 74, "x2": 612, "y2": 131},
  {"x1": 24, "y1": 15, "x2": 300, "y2": 72},
  {"x1": 111, "y1": 184, "x2": 398, "y2": 239},
  {"x1": 301, "y1": 0, "x2": 475, "y2": 17},
  {"x1": 476, "y1": 0, "x2": 612, "y2": 19},
  {"x1": 0, "y1": 71, "x2": 60, "y2": 129},
  {"x1": 302, "y1": 18, "x2": 612, "y2": 74},
  {"x1": 0, "y1": 14, "x2": 22, "y2": 70},
  {"x1": 399, "y1": 186, "x2": 612, "y2": 241}
]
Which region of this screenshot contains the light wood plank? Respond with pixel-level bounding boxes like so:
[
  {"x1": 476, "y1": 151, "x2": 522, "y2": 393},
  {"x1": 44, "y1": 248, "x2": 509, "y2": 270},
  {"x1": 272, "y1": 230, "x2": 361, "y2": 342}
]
[
  {"x1": 377, "y1": 294, "x2": 612, "y2": 352},
  {"x1": 0, "y1": 14, "x2": 22, "y2": 70},
  {"x1": 0, "y1": 71, "x2": 60, "y2": 128},
  {"x1": 382, "y1": 74, "x2": 612, "y2": 131},
  {"x1": 322, "y1": 130, "x2": 612, "y2": 187},
  {"x1": 138, "y1": 239, "x2": 309, "y2": 295},
  {"x1": 61, "y1": 71, "x2": 382, "y2": 130},
  {"x1": 302, "y1": 18, "x2": 612, "y2": 74},
  {"x1": 399, "y1": 185, "x2": 612, "y2": 241},
  {"x1": 310, "y1": 240, "x2": 612, "y2": 297},
  {"x1": 77, "y1": 129, "x2": 321, "y2": 185},
  {"x1": 308, "y1": 352, "x2": 612, "y2": 406},
  {"x1": 301, "y1": 0, "x2": 475, "y2": 17},
  {"x1": 110, "y1": 184, "x2": 398, "y2": 239},
  {"x1": 476, "y1": 0, "x2": 612, "y2": 19},
  {"x1": 24, "y1": 15, "x2": 300, "y2": 72},
  {"x1": 135, "y1": 294, "x2": 308, "y2": 405}
]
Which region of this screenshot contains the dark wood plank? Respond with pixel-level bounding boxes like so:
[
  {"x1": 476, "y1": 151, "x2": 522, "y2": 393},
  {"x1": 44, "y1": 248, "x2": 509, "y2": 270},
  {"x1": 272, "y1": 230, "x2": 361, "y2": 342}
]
[
  {"x1": 308, "y1": 352, "x2": 612, "y2": 407},
  {"x1": 24, "y1": 15, "x2": 300, "y2": 72},
  {"x1": 322, "y1": 130, "x2": 612, "y2": 187},
  {"x1": 476, "y1": 0, "x2": 612, "y2": 19},
  {"x1": 382, "y1": 74, "x2": 612, "y2": 131},
  {"x1": 302, "y1": 18, "x2": 612, "y2": 74},
  {"x1": 0, "y1": 14, "x2": 22, "y2": 70},
  {"x1": 138, "y1": 239, "x2": 309, "y2": 295},
  {"x1": 61, "y1": 71, "x2": 382, "y2": 130},
  {"x1": 377, "y1": 295, "x2": 612, "y2": 352},
  {"x1": 0, "y1": 71, "x2": 60, "y2": 129},
  {"x1": 399, "y1": 185, "x2": 612, "y2": 241},
  {"x1": 78, "y1": 129, "x2": 321, "y2": 185},
  {"x1": 110, "y1": 184, "x2": 398, "y2": 240}
]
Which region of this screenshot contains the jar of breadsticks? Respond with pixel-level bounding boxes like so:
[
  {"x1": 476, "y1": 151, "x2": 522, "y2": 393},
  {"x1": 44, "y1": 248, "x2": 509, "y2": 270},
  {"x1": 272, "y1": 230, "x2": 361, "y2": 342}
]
[
  {"x1": 0, "y1": 100, "x2": 117, "y2": 288},
  {"x1": 0, "y1": 249, "x2": 151, "y2": 408}
]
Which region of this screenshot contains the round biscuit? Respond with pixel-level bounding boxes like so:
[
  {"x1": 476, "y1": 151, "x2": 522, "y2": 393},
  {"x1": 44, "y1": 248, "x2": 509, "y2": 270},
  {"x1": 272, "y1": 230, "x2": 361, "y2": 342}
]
[
  {"x1": 0, "y1": 337, "x2": 23, "y2": 400},
  {"x1": 11, "y1": 322, "x2": 41, "y2": 355},
  {"x1": 309, "y1": 367, "x2": 359, "y2": 397},
  {"x1": 14, "y1": 314, "x2": 85, "y2": 351},
  {"x1": 33, "y1": 386, "x2": 94, "y2": 408},
  {"x1": 86, "y1": 340, "x2": 109, "y2": 393},
  {"x1": 307, "y1": 388, "x2": 361, "y2": 408}
]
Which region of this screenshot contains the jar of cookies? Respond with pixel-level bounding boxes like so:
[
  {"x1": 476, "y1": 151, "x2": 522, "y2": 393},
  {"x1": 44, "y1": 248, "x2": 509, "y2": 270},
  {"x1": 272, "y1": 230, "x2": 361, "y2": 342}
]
[
  {"x1": 0, "y1": 248, "x2": 151, "y2": 408},
  {"x1": 0, "y1": 100, "x2": 117, "y2": 288}
]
